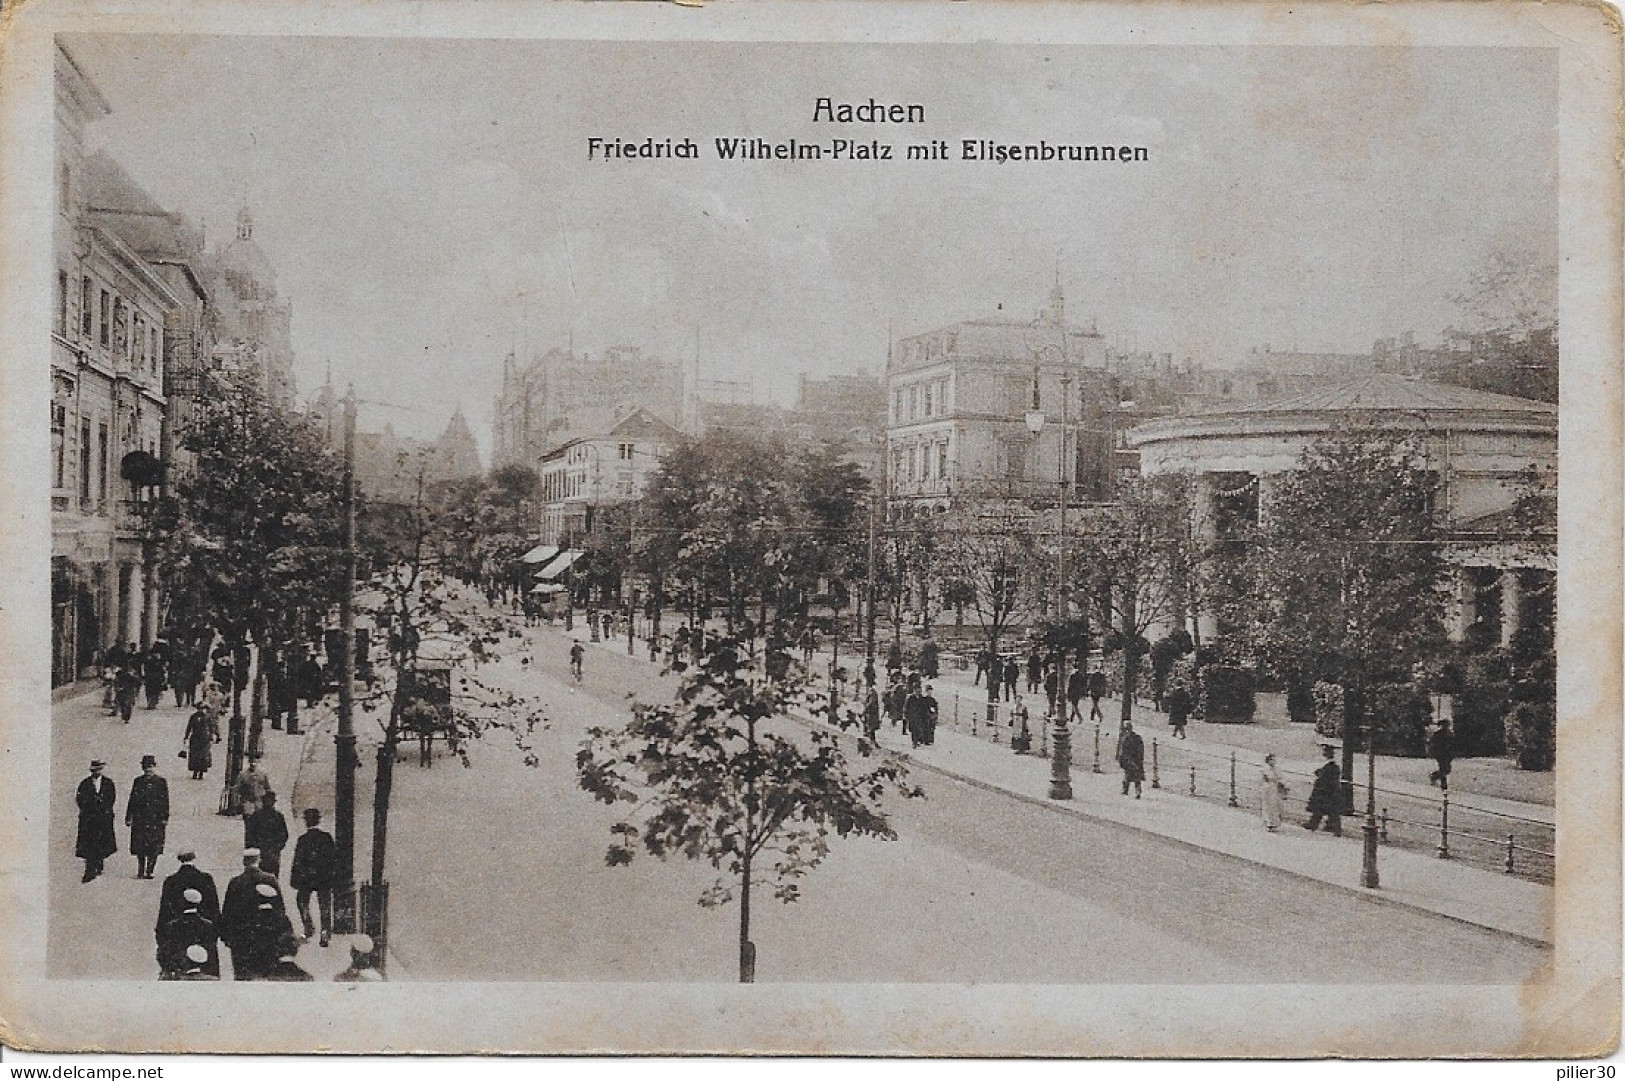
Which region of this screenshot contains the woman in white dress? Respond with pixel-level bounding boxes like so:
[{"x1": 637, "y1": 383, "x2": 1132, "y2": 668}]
[{"x1": 1261, "y1": 753, "x2": 1287, "y2": 831}]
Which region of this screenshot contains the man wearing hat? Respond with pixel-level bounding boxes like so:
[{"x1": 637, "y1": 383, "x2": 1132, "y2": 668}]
[
  {"x1": 220, "y1": 848, "x2": 282, "y2": 979},
  {"x1": 74, "y1": 760, "x2": 118, "y2": 882},
  {"x1": 290, "y1": 807, "x2": 338, "y2": 946},
  {"x1": 246, "y1": 791, "x2": 290, "y2": 879},
  {"x1": 158, "y1": 850, "x2": 220, "y2": 931},
  {"x1": 231, "y1": 753, "x2": 272, "y2": 828},
  {"x1": 1302, "y1": 743, "x2": 1345, "y2": 837},
  {"x1": 125, "y1": 755, "x2": 170, "y2": 879}
]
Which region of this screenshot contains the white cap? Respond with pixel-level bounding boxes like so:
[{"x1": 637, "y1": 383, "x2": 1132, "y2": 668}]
[
  {"x1": 351, "y1": 933, "x2": 374, "y2": 953},
  {"x1": 183, "y1": 888, "x2": 202, "y2": 903},
  {"x1": 255, "y1": 882, "x2": 277, "y2": 898},
  {"x1": 185, "y1": 944, "x2": 208, "y2": 964}
]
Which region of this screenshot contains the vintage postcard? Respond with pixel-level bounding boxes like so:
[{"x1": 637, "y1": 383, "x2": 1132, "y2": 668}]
[{"x1": 0, "y1": 0, "x2": 1618, "y2": 1058}]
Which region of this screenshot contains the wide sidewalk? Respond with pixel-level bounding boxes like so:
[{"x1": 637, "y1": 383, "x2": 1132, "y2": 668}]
[
  {"x1": 580, "y1": 625, "x2": 1555, "y2": 946},
  {"x1": 52, "y1": 684, "x2": 372, "y2": 980}
]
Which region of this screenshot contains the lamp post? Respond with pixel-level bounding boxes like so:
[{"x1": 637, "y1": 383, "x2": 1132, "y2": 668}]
[
  {"x1": 333, "y1": 389, "x2": 359, "y2": 935},
  {"x1": 1361, "y1": 722, "x2": 1381, "y2": 889},
  {"x1": 1025, "y1": 371, "x2": 1072, "y2": 801}
]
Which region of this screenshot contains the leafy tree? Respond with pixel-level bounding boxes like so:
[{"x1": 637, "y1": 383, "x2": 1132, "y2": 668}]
[
  {"x1": 1241, "y1": 428, "x2": 1450, "y2": 800},
  {"x1": 936, "y1": 504, "x2": 1041, "y2": 726},
  {"x1": 151, "y1": 373, "x2": 346, "y2": 786},
  {"x1": 576, "y1": 632, "x2": 919, "y2": 982}
]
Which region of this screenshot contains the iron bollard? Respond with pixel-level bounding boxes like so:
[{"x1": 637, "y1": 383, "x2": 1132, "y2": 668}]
[
  {"x1": 1437, "y1": 790, "x2": 1451, "y2": 859},
  {"x1": 1188, "y1": 764, "x2": 1196, "y2": 796},
  {"x1": 1505, "y1": 832, "x2": 1516, "y2": 874},
  {"x1": 1228, "y1": 751, "x2": 1239, "y2": 808},
  {"x1": 1151, "y1": 739, "x2": 1160, "y2": 789},
  {"x1": 1379, "y1": 808, "x2": 1388, "y2": 842},
  {"x1": 1092, "y1": 723, "x2": 1102, "y2": 774}
]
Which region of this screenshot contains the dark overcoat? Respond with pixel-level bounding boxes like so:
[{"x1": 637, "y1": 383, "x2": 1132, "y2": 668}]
[
  {"x1": 158, "y1": 863, "x2": 222, "y2": 933},
  {"x1": 75, "y1": 775, "x2": 118, "y2": 860},
  {"x1": 245, "y1": 806, "x2": 290, "y2": 861},
  {"x1": 125, "y1": 773, "x2": 170, "y2": 857},
  {"x1": 1306, "y1": 759, "x2": 1342, "y2": 814},
  {"x1": 184, "y1": 711, "x2": 216, "y2": 773},
  {"x1": 220, "y1": 868, "x2": 282, "y2": 951},
  {"x1": 1117, "y1": 730, "x2": 1146, "y2": 782},
  {"x1": 157, "y1": 908, "x2": 220, "y2": 978},
  {"x1": 290, "y1": 828, "x2": 338, "y2": 892}
]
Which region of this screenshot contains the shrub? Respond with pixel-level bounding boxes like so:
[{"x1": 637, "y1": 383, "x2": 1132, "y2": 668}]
[
  {"x1": 1364, "y1": 683, "x2": 1431, "y2": 756},
  {"x1": 1452, "y1": 651, "x2": 1512, "y2": 757},
  {"x1": 1201, "y1": 665, "x2": 1256, "y2": 724},
  {"x1": 1313, "y1": 681, "x2": 1343, "y2": 741},
  {"x1": 1504, "y1": 702, "x2": 1555, "y2": 771}
]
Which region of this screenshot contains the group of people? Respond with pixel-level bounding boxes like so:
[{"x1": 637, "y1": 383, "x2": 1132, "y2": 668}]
[
  {"x1": 99, "y1": 636, "x2": 209, "y2": 722},
  {"x1": 879, "y1": 671, "x2": 940, "y2": 749}
]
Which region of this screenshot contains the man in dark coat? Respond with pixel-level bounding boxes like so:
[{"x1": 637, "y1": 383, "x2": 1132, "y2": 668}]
[
  {"x1": 75, "y1": 759, "x2": 117, "y2": 882},
  {"x1": 114, "y1": 655, "x2": 141, "y2": 722},
  {"x1": 221, "y1": 850, "x2": 287, "y2": 980},
  {"x1": 1165, "y1": 683, "x2": 1193, "y2": 739},
  {"x1": 142, "y1": 647, "x2": 167, "y2": 710},
  {"x1": 1428, "y1": 718, "x2": 1455, "y2": 790},
  {"x1": 917, "y1": 684, "x2": 939, "y2": 746},
  {"x1": 1002, "y1": 657, "x2": 1020, "y2": 702},
  {"x1": 1026, "y1": 649, "x2": 1043, "y2": 695},
  {"x1": 290, "y1": 808, "x2": 338, "y2": 946},
  {"x1": 156, "y1": 887, "x2": 220, "y2": 979},
  {"x1": 245, "y1": 791, "x2": 291, "y2": 879},
  {"x1": 125, "y1": 755, "x2": 170, "y2": 879},
  {"x1": 1087, "y1": 670, "x2": 1108, "y2": 722},
  {"x1": 1066, "y1": 666, "x2": 1087, "y2": 723},
  {"x1": 1303, "y1": 744, "x2": 1344, "y2": 836},
  {"x1": 1117, "y1": 720, "x2": 1146, "y2": 798},
  {"x1": 1044, "y1": 667, "x2": 1060, "y2": 717},
  {"x1": 158, "y1": 850, "x2": 221, "y2": 929}
]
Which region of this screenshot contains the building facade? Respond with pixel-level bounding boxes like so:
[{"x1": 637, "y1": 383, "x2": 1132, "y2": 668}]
[
  {"x1": 52, "y1": 45, "x2": 179, "y2": 685},
  {"x1": 537, "y1": 408, "x2": 682, "y2": 546},
  {"x1": 493, "y1": 345, "x2": 685, "y2": 470},
  {"x1": 1128, "y1": 373, "x2": 1558, "y2": 644}
]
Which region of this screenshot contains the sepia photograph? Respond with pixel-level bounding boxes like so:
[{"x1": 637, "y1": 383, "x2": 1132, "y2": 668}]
[{"x1": 1, "y1": 0, "x2": 1618, "y2": 1059}]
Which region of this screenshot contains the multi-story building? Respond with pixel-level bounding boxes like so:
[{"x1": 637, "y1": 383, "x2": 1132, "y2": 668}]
[
  {"x1": 884, "y1": 286, "x2": 1118, "y2": 513},
  {"x1": 493, "y1": 345, "x2": 685, "y2": 470},
  {"x1": 51, "y1": 45, "x2": 181, "y2": 685},
  {"x1": 786, "y1": 372, "x2": 886, "y2": 481},
  {"x1": 536, "y1": 408, "x2": 682, "y2": 547}
]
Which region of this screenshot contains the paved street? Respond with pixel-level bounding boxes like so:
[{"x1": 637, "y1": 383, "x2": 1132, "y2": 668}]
[
  {"x1": 46, "y1": 615, "x2": 1550, "y2": 984},
  {"x1": 376, "y1": 620, "x2": 1549, "y2": 984}
]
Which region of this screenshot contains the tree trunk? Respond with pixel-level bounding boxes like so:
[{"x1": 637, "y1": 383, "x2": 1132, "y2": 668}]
[{"x1": 738, "y1": 850, "x2": 755, "y2": 983}]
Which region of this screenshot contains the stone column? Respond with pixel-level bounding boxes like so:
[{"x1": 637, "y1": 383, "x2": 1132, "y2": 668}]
[
  {"x1": 1500, "y1": 568, "x2": 1521, "y2": 648},
  {"x1": 104, "y1": 562, "x2": 122, "y2": 651},
  {"x1": 1448, "y1": 565, "x2": 1474, "y2": 643}
]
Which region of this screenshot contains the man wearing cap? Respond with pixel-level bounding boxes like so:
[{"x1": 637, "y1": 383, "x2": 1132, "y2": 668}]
[
  {"x1": 246, "y1": 791, "x2": 290, "y2": 879},
  {"x1": 74, "y1": 760, "x2": 118, "y2": 882},
  {"x1": 156, "y1": 886, "x2": 220, "y2": 979},
  {"x1": 290, "y1": 808, "x2": 337, "y2": 946},
  {"x1": 220, "y1": 848, "x2": 283, "y2": 979},
  {"x1": 125, "y1": 755, "x2": 170, "y2": 879},
  {"x1": 159, "y1": 850, "x2": 220, "y2": 930}
]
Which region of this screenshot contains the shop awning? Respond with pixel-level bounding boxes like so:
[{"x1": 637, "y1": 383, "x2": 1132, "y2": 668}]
[
  {"x1": 529, "y1": 583, "x2": 565, "y2": 595},
  {"x1": 521, "y1": 543, "x2": 561, "y2": 565},
  {"x1": 534, "y1": 549, "x2": 583, "y2": 580}
]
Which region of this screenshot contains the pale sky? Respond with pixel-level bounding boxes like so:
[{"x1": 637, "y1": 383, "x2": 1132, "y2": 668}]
[{"x1": 66, "y1": 36, "x2": 1557, "y2": 456}]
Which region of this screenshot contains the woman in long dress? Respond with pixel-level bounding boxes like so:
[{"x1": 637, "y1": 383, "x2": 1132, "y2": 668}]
[
  {"x1": 1261, "y1": 753, "x2": 1287, "y2": 831},
  {"x1": 183, "y1": 707, "x2": 218, "y2": 781}
]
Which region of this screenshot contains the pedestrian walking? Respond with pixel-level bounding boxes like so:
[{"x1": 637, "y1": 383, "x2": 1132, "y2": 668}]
[
  {"x1": 1117, "y1": 721, "x2": 1145, "y2": 798},
  {"x1": 1002, "y1": 657, "x2": 1020, "y2": 702},
  {"x1": 156, "y1": 887, "x2": 220, "y2": 980},
  {"x1": 1044, "y1": 666, "x2": 1060, "y2": 717},
  {"x1": 181, "y1": 705, "x2": 218, "y2": 780},
  {"x1": 918, "y1": 684, "x2": 939, "y2": 746},
  {"x1": 973, "y1": 647, "x2": 992, "y2": 687},
  {"x1": 1261, "y1": 753, "x2": 1288, "y2": 831},
  {"x1": 125, "y1": 755, "x2": 170, "y2": 879},
  {"x1": 1087, "y1": 670, "x2": 1107, "y2": 723},
  {"x1": 299, "y1": 650, "x2": 325, "y2": 709},
  {"x1": 1026, "y1": 649, "x2": 1043, "y2": 695},
  {"x1": 1165, "y1": 683, "x2": 1192, "y2": 739},
  {"x1": 220, "y1": 850, "x2": 287, "y2": 980},
  {"x1": 246, "y1": 791, "x2": 290, "y2": 879},
  {"x1": 885, "y1": 676, "x2": 906, "y2": 729},
  {"x1": 171, "y1": 644, "x2": 202, "y2": 708},
  {"x1": 1011, "y1": 695, "x2": 1032, "y2": 754},
  {"x1": 903, "y1": 684, "x2": 926, "y2": 748},
  {"x1": 75, "y1": 759, "x2": 117, "y2": 882},
  {"x1": 290, "y1": 808, "x2": 337, "y2": 947},
  {"x1": 1066, "y1": 665, "x2": 1087, "y2": 723},
  {"x1": 100, "y1": 645, "x2": 120, "y2": 714},
  {"x1": 569, "y1": 639, "x2": 585, "y2": 682},
  {"x1": 211, "y1": 645, "x2": 235, "y2": 696},
  {"x1": 1428, "y1": 718, "x2": 1455, "y2": 790},
  {"x1": 142, "y1": 647, "x2": 168, "y2": 710},
  {"x1": 1302, "y1": 744, "x2": 1344, "y2": 836},
  {"x1": 232, "y1": 753, "x2": 272, "y2": 823},
  {"x1": 114, "y1": 654, "x2": 141, "y2": 722},
  {"x1": 158, "y1": 850, "x2": 221, "y2": 930},
  {"x1": 862, "y1": 686, "x2": 881, "y2": 741},
  {"x1": 919, "y1": 639, "x2": 940, "y2": 680}
]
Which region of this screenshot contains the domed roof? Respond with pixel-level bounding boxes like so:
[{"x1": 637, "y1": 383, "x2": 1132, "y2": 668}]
[{"x1": 217, "y1": 206, "x2": 277, "y2": 296}]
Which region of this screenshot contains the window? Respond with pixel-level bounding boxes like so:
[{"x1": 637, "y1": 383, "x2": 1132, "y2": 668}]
[
  {"x1": 99, "y1": 291, "x2": 110, "y2": 347},
  {"x1": 79, "y1": 421, "x2": 91, "y2": 502},
  {"x1": 56, "y1": 272, "x2": 67, "y2": 336},
  {"x1": 937, "y1": 441, "x2": 949, "y2": 481},
  {"x1": 619, "y1": 442, "x2": 635, "y2": 461},
  {"x1": 113, "y1": 298, "x2": 128, "y2": 358},
  {"x1": 923, "y1": 383, "x2": 935, "y2": 419},
  {"x1": 51, "y1": 401, "x2": 66, "y2": 489},
  {"x1": 58, "y1": 162, "x2": 70, "y2": 210},
  {"x1": 97, "y1": 423, "x2": 108, "y2": 504},
  {"x1": 81, "y1": 278, "x2": 92, "y2": 338}
]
